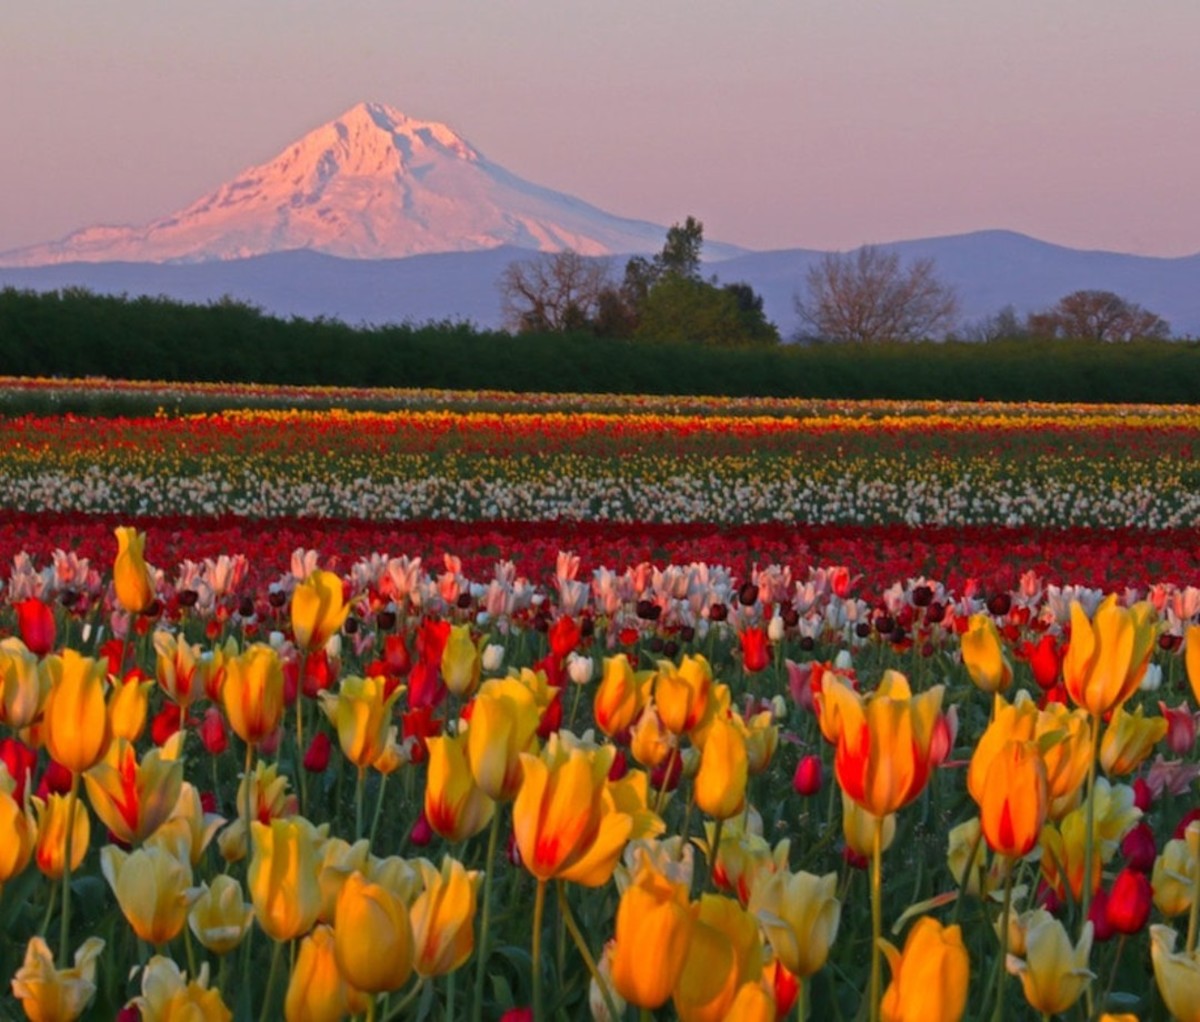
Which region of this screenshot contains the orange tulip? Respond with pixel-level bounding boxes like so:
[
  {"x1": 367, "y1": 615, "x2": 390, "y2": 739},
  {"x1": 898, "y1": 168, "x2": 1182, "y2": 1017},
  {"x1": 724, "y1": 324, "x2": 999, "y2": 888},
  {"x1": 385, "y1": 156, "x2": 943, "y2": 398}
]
[
  {"x1": 291, "y1": 570, "x2": 349, "y2": 653},
  {"x1": 655, "y1": 655, "x2": 713, "y2": 736},
  {"x1": 113, "y1": 525, "x2": 156, "y2": 615},
  {"x1": 334, "y1": 871, "x2": 414, "y2": 993},
  {"x1": 222, "y1": 643, "x2": 285, "y2": 747},
  {"x1": 42, "y1": 650, "x2": 111, "y2": 774},
  {"x1": 693, "y1": 714, "x2": 749, "y2": 820},
  {"x1": 409, "y1": 856, "x2": 482, "y2": 977},
  {"x1": 960, "y1": 613, "x2": 1012, "y2": 694},
  {"x1": 610, "y1": 863, "x2": 696, "y2": 1009},
  {"x1": 1063, "y1": 596, "x2": 1157, "y2": 717},
  {"x1": 466, "y1": 677, "x2": 541, "y2": 801},
  {"x1": 879, "y1": 917, "x2": 969, "y2": 1022},
  {"x1": 0, "y1": 781, "x2": 35, "y2": 890},
  {"x1": 248, "y1": 818, "x2": 323, "y2": 942},
  {"x1": 83, "y1": 739, "x2": 182, "y2": 847},
  {"x1": 594, "y1": 654, "x2": 653, "y2": 737},
  {"x1": 153, "y1": 632, "x2": 208, "y2": 710},
  {"x1": 424, "y1": 732, "x2": 495, "y2": 842},
  {"x1": 672, "y1": 894, "x2": 763, "y2": 1022},
  {"x1": 974, "y1": 739, "x2": 1048, "y2": 858},
  {"x1": 284, "y1": 924, "x2": 367, "y2": 1022},
  {"x1": 32, "y1": 792, "x2": 90, "y2": 880}
]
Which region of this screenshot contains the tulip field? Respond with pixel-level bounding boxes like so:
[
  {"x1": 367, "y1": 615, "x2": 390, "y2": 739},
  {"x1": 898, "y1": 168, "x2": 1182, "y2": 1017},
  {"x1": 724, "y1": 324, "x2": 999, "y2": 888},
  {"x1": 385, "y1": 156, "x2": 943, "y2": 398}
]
[{"x1": 2, "y1": 377, "x2": 1200, "y2": 1020}]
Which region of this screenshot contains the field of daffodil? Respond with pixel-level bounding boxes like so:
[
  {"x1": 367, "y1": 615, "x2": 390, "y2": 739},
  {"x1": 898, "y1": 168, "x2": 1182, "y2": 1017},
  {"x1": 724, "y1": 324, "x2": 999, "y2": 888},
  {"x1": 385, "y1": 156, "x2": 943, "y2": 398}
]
[{"x1": 2, "y1": 381, "x2": 1200, "y2": 1021}]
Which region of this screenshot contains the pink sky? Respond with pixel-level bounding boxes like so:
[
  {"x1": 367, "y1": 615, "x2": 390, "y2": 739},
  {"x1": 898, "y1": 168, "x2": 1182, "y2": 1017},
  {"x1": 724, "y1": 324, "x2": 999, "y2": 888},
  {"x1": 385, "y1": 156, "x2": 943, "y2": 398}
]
[{"x1": 1, "y1": 1, "x2": 1197, "y2": 257}]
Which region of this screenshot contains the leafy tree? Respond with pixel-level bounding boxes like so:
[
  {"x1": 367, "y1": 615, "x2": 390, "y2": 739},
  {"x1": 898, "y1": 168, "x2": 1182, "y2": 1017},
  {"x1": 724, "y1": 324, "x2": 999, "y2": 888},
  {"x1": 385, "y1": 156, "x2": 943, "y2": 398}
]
[
  {"x1": 659, "y1": 215, "x2": 704, "y2": 280},
  {"x1": 498, "y1": 250, "x2": 612, "y2": 332},
  {"x1": 633, "y1": 274, "x2": 779, "y2": 347},
  {"x1": 794, "y1": 246, "x2": 959, "y2": 342},
  {"x1": 1027, "y1": 290, "x2": 1169, "y2": 342}
]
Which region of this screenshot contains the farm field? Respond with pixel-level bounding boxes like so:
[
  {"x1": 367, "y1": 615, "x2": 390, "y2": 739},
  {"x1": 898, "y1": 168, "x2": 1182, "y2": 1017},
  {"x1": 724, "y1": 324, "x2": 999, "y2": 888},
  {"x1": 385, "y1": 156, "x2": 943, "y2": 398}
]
[{"x1": 1, "y1": 378, "x2": 1199, "y2": 1020}]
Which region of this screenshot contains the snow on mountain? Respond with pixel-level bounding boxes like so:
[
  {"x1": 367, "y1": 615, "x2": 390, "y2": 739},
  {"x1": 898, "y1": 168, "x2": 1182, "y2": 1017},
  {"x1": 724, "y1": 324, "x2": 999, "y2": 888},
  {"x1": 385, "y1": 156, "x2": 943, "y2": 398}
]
[{"x1": 0, "y1": 102, "x2": 676, "y2": 266}]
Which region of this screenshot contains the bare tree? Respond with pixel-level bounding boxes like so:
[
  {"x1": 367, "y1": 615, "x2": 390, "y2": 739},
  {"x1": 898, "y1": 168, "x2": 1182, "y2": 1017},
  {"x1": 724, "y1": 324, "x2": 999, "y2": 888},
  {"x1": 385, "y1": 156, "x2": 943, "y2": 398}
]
[
  {"x1": 794, "y1": 246, "x2": 959, "y2": 342},
  {"x1": 498, "y1": 250, "x2": 613, "y2": 333},
  {"x1": 1027, "y1": 290, "x2": 1169, "y2": 342}
]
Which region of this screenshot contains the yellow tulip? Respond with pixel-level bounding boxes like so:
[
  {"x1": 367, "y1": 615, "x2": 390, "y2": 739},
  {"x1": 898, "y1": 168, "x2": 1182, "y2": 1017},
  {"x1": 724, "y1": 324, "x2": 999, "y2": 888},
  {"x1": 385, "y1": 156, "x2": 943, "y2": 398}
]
[
  {"x1": 0, "y1": 637, "x2": 44, "y2": 729},
  {"x1": 155, "y1": 782, "x2": 226, "y2": 867},
  {"x1": 284, "y1": 924, "x2": 367, "y2": 1022},
  {"x1": 975, "y1": 739, "x2": 1047, "y2": 858},
  {"x1": 315, "y1": 836, "x2": 371, "y2": 925},
  {"x1": 655, "y1": 654, "x2": 713, "y2": 736},
  {"x1": 153, "y1": 631, "x2": 207, "y2": 710},
  {"x1": 248, "y1": 818, "x2": 323, "y2": 942},
  {"x1": 1151, "y1": 838, "x2": 1195, "y2": 917},
  {"x1": 743, "y1": 710, "x2": 778, "y2": 775},
  {"x1": 513, "y1": 737, "x2": 634, "y2": 886},
  {"x1": 318, "y1": 674, "x2": 401, "y2": 770},
  {"x1": 1063, "y1": 595, "x2": 1157, "y2": 716},
  {"x1": 724, "y1": 981, "x2": 776, "y2": 1022},
  {"x1": 594, "y1": 654, "x2": 653, "y2": 737},
  {"x1": 11, "y1": 935, "x2": 105, "y2": 1022},
  {"x1": 108, "y1": 676, "x2": 152, "y2": 743},
  {"x1": 113, "y1": 525, "x2": 156, "y2": 615},
  {"x1": 842, "y1": 798, "x2": 896, "y2": 859},
  {"x1": 219, "y1": 762, "x2": 299, "y2": 863},
  {"x1": 188, "y1": 874, "x2": 253, "y2": 955},
  {"x1": 425, "y1": 732, "x2": 495, "y2": 842},
  {"x1": 100, "y1": 844, "x2": 194, "y2": 945},
  {"x1": 749, "y1": 868, "x2": 840, "y2": 979},
  {"x1": 334, "y1": 871, "x2": 414, "y2": 993},
  {"x1": 693, "y1": 714, "x2": 748, "y2": 820},
  {"x1": 41, "y1": 650, "x2": 110, "y2": 774},
  {"x1": 703, "y1": 819, "x2": 787, "y2": 906},
  {"x1": 0, "y1": 784, "x2": 34, "y2": 890},
  {"x1": 961, "y1": 613, "x2": 1012, "y2": 693},
  {"x1": 1006, "y1": 915, "x2": 1094, "y2": 1016},
  {"x1": 441, "y1": 623, "x2": 482, "y2": 698},
  {"x1": 607, "y1": 767, "x2": 664, "y2": 845},
  {"x1": 222, "y1": 643, "x2": 285, "y2": 747},
  {"x1": 879, "y1": 917, "x2": 970, "y2": 1022},
  {"x1": 1150, "y1": 923, "x2": 1200, "y2": 1022},
  {"x1": 1035, "y1": 701, "x2": 1093, "y2": 819},
  {"x1": 819, "y1": 671, "x2": 943, "y2": 818},
  {"x1": 610, "y1": 862, "x2": 696, "y2": 1009},
  {"x1": 1100, "y1": 703, "x2": 1169, "y2": 776},
  {"x1": 466, "y1": 677, "x2": 541, "y2": 801},
  {"x1": 672, "y1": 894, "x2": 763, "y2": 1022},
  {"x1": 409, "y1": 856, "x2": 482, "y2": 977},
  {"x1": 291, "y1": 569, "x2": 349, "y2": 653},
  {"x1": 32, "y1": 793, "x2": 90, "y2": 880},
  {"x1": 130, "y1": 956, "x2": 232, "y2": 1022},
  {"x1": 629, "y1": 703, "x2": 673, "y2": 769},
  {"x1": 83, "y1": 739, "x2": 182, "y2": 846},
  {"x1": 946, "y1": 817, "x2": 1009, "y2": 898}
]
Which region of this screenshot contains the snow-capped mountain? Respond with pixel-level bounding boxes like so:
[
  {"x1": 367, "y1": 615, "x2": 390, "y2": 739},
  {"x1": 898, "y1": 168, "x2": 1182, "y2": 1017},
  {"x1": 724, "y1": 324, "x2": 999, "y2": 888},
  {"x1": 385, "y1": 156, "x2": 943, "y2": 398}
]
[{"x1": 0, "y1": 102, "x2": 676, "y2": 265}]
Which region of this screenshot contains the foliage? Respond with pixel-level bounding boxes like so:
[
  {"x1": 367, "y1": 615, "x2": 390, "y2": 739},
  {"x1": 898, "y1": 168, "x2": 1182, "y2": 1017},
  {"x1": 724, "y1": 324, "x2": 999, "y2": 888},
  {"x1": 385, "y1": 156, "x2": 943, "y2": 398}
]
[
  {"x1": 1028, "y1": 289, "x2": 1171, "y2": 342},
  {"x1": 633, "y1": 274, "x2": 779, "y2": 347}
]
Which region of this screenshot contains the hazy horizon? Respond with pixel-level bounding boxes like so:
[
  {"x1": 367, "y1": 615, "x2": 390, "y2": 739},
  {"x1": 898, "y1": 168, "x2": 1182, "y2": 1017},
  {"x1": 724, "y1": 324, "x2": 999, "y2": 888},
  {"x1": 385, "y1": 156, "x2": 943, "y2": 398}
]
[{"x1": 2, "y1": 1, "x2": 1198, "y2": 258}]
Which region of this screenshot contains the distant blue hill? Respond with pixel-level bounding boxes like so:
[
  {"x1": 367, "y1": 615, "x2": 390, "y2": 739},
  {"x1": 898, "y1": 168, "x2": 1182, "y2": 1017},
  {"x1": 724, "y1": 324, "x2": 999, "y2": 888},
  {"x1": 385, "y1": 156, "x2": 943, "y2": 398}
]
[{"x1": 2, "y1": 230, "x2": 1197, "y2": 337}]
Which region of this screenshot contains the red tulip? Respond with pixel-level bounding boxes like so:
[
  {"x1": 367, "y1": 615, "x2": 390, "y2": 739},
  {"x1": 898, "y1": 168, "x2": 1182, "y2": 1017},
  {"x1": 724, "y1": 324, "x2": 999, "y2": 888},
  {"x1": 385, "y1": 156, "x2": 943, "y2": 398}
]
[
  {"x1": 15, "y1": 598, "x2": 55, "y2": 656},
  {"x1": 740, "y1": 626, "x2": 769, "y2": 673},
  {"x1": 1106, "y1": 868, "x2": 1152, "y2": 934},
  {"x1": 0, "y1": 738, "x2": 37, "y2": 803},
  {"x1": 793, "y1": 754, "x2": 823, "y2": 796},
  {"x1": 199, "y1": 706, "x2": 228, "y2": 755},
  {"x1": 1121, "y1": 822, "x2": 1157, "y2": 873},
  {"x1": 548, "y1": 615, "x2": 581, "y2": 659},
  {"x1": 303, "y1": 731, "x2": 332, "y2": 773}
]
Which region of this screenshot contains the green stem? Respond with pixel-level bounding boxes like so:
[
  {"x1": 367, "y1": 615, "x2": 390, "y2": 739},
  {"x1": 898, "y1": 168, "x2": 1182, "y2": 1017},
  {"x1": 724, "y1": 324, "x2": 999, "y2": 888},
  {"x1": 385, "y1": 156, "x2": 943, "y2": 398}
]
[
  {"x1": 381, "y1": 977, "x2": 425, "y2": 1022},
  {"x1": 38, "y1": 877, "x2": 58, "y2": 939},
  {"x1": 258, "y1": 939, "x2": 285, "y2": 1022},
  {"x1": 355, "y1": 766, "x2": 367, "y2": 842},
  {"x1": 869, "y1": 812, "x2": 884, "y2": 1022},
  {"x1": 243, "y1": 742, "x2": 256, "y2": 854},
  {"x1": 567, "y1": 681, "x2": 584, "y2": 731},
  {"x1": 707, "y1": 817, "x2": 725, "y2": 892},
  {"x1": 951, "y1": 826, "x2": 985, "y2": 927},
  {"x1": 1079, "y1": 713, "x2": 1101, "y2": 933},
  {"x1": 471, "y1": 810, "x2": 503, "y2": 1022},
  {"x1": 369, "y1": 771, "x2": 390, "y2": 848},
  {"x1": 796, "y1": 977, "x2": 808, "y2": 1022},
  {"x1": 557, "y1": 881, "x2": 621, "y2": 1022},
  {"x1": 654, "y1": 745, "x2": 679, "y2": 815},
  {"x1": 295, "y1": 653, "x2": 309, "y2": 816},
  {"x1": 58, "y1": 772, "x2": 80, "y2": 967},
  {"x1": 1101, "y1": 934, "x2": 1127, "y2": 1013},
  {"x1": 446, "y1": 969, "x2": 456, "y2": 1021},
  {"x1": 993, "y1": 859, "x2": 1014, "y2": 1022},
  {"x1": 532, "y1": 879, "x2": 547, "y2": 1022},
  {"x1": 184, "y1": 920, "x2": 198, "y2": 979}
]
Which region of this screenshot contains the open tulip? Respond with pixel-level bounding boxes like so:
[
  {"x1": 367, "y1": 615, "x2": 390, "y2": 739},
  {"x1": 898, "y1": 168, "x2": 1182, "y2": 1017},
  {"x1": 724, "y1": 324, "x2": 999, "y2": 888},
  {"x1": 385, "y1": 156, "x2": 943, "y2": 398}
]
[
  {"x1": 975, "y1": 739, "x2": 1047, "y2": 858},
  {"x1": 130, "y1": 956, "x2": 231, "y2": 1022},
  {"x1": 1151, "y1": 923, "x2": 1200, "y2": 1022},
  {"x1": 291, "y1": 569, "x2": 349, "y2": 653},
  {"x1": 284, "y1": 924, "x2": 367, "y2": 1022},
  {"x1": 610, "y1": 862, "x2": 696, "y2": 1009},
  {"x1": 466, "y1": 677, "x2": 541, "y2": 801},
  {"x1": 113, "y1": 525, "x2": 156, "y2": 615},
  {"x1": 409, "y1": 856, "x2": 482, "y2": 977},
  {"x1": 83, "y1": 739, "x2": 182, "y2": 846},
  {"x1": 222, "y1": 643, "x2": 285, "y2": 747},
  {"x1": 11, "y1": 935, "x2": 105, "y2": 1022},
  {"x1": 152, "y1": 632, "x2": 207, "y2": 710},
  {"x1": 1006, "y1": 915, "x2": 1094, "y2": 1016},
  {"x1": 961, "y1": 613, "x2": 1012, "y2": 693},
  {"x1": 318, "y1": 674, "x2": 401, "y2": 769},
  {"x1": 334, "y1": 870, "x2": 414, "y2": 993},
  {"x1": 1100, "y1": 703, "x2": 1169, "y2": 776},
  {"x1": 248, "y1": 818, "x2": 323, "y2": 942},
  {"x1": 655, "y1": 655, "x2": 713, "y2": 736},
  {"x1": 594, "y1": 654, "x2": 653, "y2": 737},
  {"x1": 1151, "y1": 838, "x2": 1195, "y2": 917},
  {"x1": 1063, "y1": 596, "x2": 1157, "y2": 717},
  {"x1": 42, "y1": 650, "x2": 110, "y2": 775},
  {"x1": 100, "y1": 844, "x2": 194, "y2": 946},
  {"x1": 424, "y1": 732, "x2": 495, "y2": 842},
  {"x1": 749, "y1": 868, "x2": 840, "y2": 979},
  {"x1": 879, "y1": 917, "x2": 969, "y2": 1022},
  {"x1": 32, "y1": 793, "x2": 90, "y2": 880},
  {"x1": 188, "y1": 874, "x2": 253, "y2": 955},
  {"x1": 672, "y1": 894, "x2": 763, "y2": 1022}
]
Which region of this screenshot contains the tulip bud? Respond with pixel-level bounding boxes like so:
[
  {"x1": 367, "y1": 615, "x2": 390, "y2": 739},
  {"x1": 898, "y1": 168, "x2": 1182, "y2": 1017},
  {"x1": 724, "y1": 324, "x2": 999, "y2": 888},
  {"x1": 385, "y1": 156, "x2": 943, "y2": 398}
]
[
  {"x1": 793, "y1": 755, "x2": 822, "y2": 796},
  {"x1": 15, "y1": 599, "x2": 55, "y2": 658},
  {"x1": 303, "y1": 731, "x2": 332, "y2": 773},
  {"x1": 200, "y1": 706, "x2": 228, "y2": 755},
  {"x1": 1121, "y1": 821, "x2": 1157, "y2": 873},
  {"x1": 1107, "y1": 867, "x2": 1152, "y2": 935}
]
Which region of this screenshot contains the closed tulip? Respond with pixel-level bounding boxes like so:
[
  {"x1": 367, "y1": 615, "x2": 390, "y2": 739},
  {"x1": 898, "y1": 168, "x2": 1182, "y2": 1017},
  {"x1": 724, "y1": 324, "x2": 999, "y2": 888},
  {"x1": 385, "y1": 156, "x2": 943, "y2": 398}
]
[
  {"x1": 113, "y1": 525, "x2": 156, "y2": 615},
  {"x1": 32, "y1": 793, "x2": 90, "y2": 880},
  {"x1": 672, "y1": 894, "x2": 763, "y2": 1022},
  {"x1": 1063, "y1": 596, "x2": 1157, "y2": 717},
  {"x1": 0, "y1": 637, "x2": 44, "y2": 729},
  {"x1": 222, "y1": 643, "x2": 285, "y2": 747},
  {"x1": 1187, "y1": 625, "x2": 1200, "y2": 707},
  {"x1": 1107, "y1": 867, "x2": 1152, "y2": 934},
  {"x1": 11, "y1": 935, "x2": 105, "y2": 1022},
  {"x1": 108, "y1": 677, "x2": 152, "y2": 743},
  {"x1": 965, "y1": 693, "x2": 1038, "y2": 808},
  {"x1": 842, "y1": 798, "x2": 896, "y2": 859},
  {"x1": 820, "y1": 671, "x2": 944, "y2": 818},
  {"x1": 610, "y1": 863, "x2": 696, "y2": 1009},
  {"x1": 1006, "y1": 915, "x2": 1094, "y2": 1016},
  {"x1": 424, "y1": 732, "x2": 495, "y2": 842},
  {"x1": 693, "y1": 714, "x2": 749, "y2": 820},
  {"x1": 1150, "y1": 923, "x2": 1200, "y2": 1022},
  {"x1": 749, "y1": 868, "x2": 840, "y2": 978},
  {"x1": 409, "y1": 856, "x2": 482, "y2": 977},
  {"x1": 1151, "y1": 838, "x2": 1195, "y2": 917},
  {"x1": 42, "y1": 650, "x2": 110, "y2": 774},
  {"x1": 130, "y1": 956, "x2": 232, "y2": 1022},
  {"x1": 1035, "y1": 701, "x2": 1093, "y2": 819},
  {"x1": 101, "y1": 844, "x2": 194, "y2": 945},
  {"x1": 630, "y1": 704, "x2": 673, "y2": 769},
  {"x1": 513, "y1": 737, "x2": 634, "y2": 886},
  {"x1": 15, "y1": 598, "x2": 55, "y2": 658},
  {"x1": 466, "y1": 677, "x2": 541, "y2": 801},
  {"x1": 248, "y1": 818, "x2": 323, "y2": 942},
  {"x1": 594, "y1": 655, "x2": 653, "y2": 737},
  {"x1": 188, "y1": 874, "x2": 253, "y2": 955},
  {"x1": 314, "y1": 836, "x2": 371, "y2": 925},
  {"x1": 879, "y1": 917, "x2": 970, "y2": 1022},
  {"x1": 83, "y1": 739, "x2": 182, "y2": 846},
  {"x1": 284, "y1": 925, "x2": 367, "y2": 1022},
  {"x1": 0, "y1": 784, "x2": 35, "y2": 890},
  {"x1": 961, "y1": 613, "x2": 1012, "y2": 693},
  {"x1": 975, "y1": 739, "x2": 1047, "y2": 858},
  {"x1": 1100, "y1": 703, "x2": 1169, "y2": 776},
  {"x1": 655, "y1": 655, "x2": 713, "y2": 736},
  {"x1": 291, "y1": 569, "x2": 349, "y2": 653},
  {"x1": 725, "y1": 982, "x2": 775, "y2": 1022},
  {"x1": 318, "y1": 674, "x2": 401, "y2": 769},
  {"x1": 334, "y1": 871, "x2": 414, "y2": 993},
  {"x1": 743, "y1": 710, "x2": 778, "y2": 775},
  {"x1": 441, "y1": 624, "x2": 482, "y2": 698}
]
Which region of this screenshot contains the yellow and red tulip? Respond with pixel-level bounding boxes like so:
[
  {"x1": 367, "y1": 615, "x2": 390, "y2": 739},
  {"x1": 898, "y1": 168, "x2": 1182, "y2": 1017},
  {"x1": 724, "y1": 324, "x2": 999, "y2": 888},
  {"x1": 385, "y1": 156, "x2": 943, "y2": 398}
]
[
  {"x1": 1063, "y1": 596, "x2": 1157, "y2": 717},
  {"x1": 291, "y1": 569, "x2": 349, "y2": 654},
  {"x1": 83, "y1": 739, "x2": 182, "y2": 847}
]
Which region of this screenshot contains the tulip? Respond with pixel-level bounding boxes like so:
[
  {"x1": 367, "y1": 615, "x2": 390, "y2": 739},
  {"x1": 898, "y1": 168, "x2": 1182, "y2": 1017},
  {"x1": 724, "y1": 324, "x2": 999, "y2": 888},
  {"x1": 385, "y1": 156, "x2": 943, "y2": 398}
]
[
  {"x1": 739, "y1": 626, "x2": 769, "y2": 673},
  {"x1": 248, "y1": 818, "x2": 323, "y2": 942},
  {"x1": 655, "y1": 654, "x2": 713, "y2": 735},
  {"x1": 1035, "y1": 701, "x2": 1093, "y2": 819},
  {"x1": 724, "y1": 982, "x2": 776, "y2": 1022},
  {"x1": 113, "y1": 525, "x2": 156, "y2": 615},
  {"x1": 975, "y1": 739, "x2": 1047, "y2": 858},
  {"x1": 0, "y1": 783, "x2": 35, "y2": 891},
  {"x1": 188, "y1": 874, "x2": 254, "y2": 955},
  {"x1": 222, "y1": 643, "x2": 285, "y2": 747},
  {"x1": 83, "y1": 739, "x2": 182, "y2": 846},
  {"x1": 410, "y1": 856, "x2": 482, "y2": 977},
  {"x1": 1150, "y1": 923, "x2": 1200, "y2": 1022},
  {"x1": 314, "y1": 836, "x2": 371, "y2": 924},
  {"x1": 15, "y1": 598, "x2": 56, "y2": 657},
  {"x1": 100, "y1": 844, "x2": 194, "y2": 945},
  {"x1": 291, "y1": 569, "x2": 349, "y2": 653},
  {"x1": 842, "y1": 798, "x2": 896, "y2": 859},
  {"x1": 1100, "y1": 703, "x2": 1169, "y2": 776},
  {"x1": 793, "y1": 754, "x2": 823, "y2": 796},
  {"x1": 513, "y1": 737, "x2": 636, "y2": 886},
  {"x1": 1106, "y1": 866, "x2": 1152, "y2": 934},
  {"x1": 610, "y1": 863, "x2": 696, "y2": 1009},
  {"x1": 694, "y1": 714, "x2": 749, "y2": 820},
  {"x1": 1, "y1": 737, "x2": 37, "y2": 804},
  {"x1": 11, "y1": 935, "x2": 105, "y2": 1022},
  {"x1": 1152, "y1": 838, "x2": 1195, "y2": 917},
  {"x1": 879, "y1": 916, "x2": 969, "y2": 1022},
  {"x1": 1161, "y1": 700, "x2": 1199, "y2": 756},
  {"x1": 424, "y1": 732, "x2": 495, "y2": 842},
  {"x1": 743, "y1": 710, "x2": 778, "y2": 775},
  {"x1": 333, "y1": 871, "x2": 414, "y2": 993},
  {"x1": 1022, "y1": 633, "x2": 1063, "y2": 689},
  {"x1": 630, "y1": 703, "x2": 674, "y2": 769},
  {"x1": 762, "y1": 956, "x2": 800, "y2": 1019},
  {"x1": 1040, "y1": 813, "x2": 1101, "y2": 905},
  {"x1": 0, "y1": 638, "x2": 45, "y2": 729},
  {"x1": 318, "y1": 673, "x2": 401, "y2": 769},
  {"x1": 672, "y1": 894, "x2": 763, "y2": 1022},
  {"x1": 41, "y1": 650, "x2": 111, "y2": 774},
  {"x1": 441, "y1": 623, "x2": 482, "y2": 698},
  {"x1": 284, "y1": 924, "x2": 367, "y2": 1022},
  {"x1": 946, "y1": 817, "x2": 1009, "y2": 898},
  {"x1": 152, "y1": 631, "x2": 207, "y2": 710},
  {"x1": 548, "y1": 614, "x2": 582, "y2": 659},
  {"x1": 704, "y1": 820, "x2": 787, "y2": 907},
  {"x1": 1063, "y1": 595, "x2": 1157, "y2": 717},
  {"x1": 594, "y1": 654, "x2": 653, "y2": 737},
  {"x1": 819, "y1": 670, "x2": 943, "y2": 818},
  {"x1": 32, "y1": 793, "x2": 90, "y2": 880},
  {"x1": 961, "y1": 613, "x2": 1012, "y2": 693},
  {"x1": 966, "y1": 692, "x2": 1038, "y2": 808},
  {"x1": 466, "y1": 677, "x2": 541, "y2": 801},
  {"x1": 1006, "y1": 915, "x2": 1094, "y2": 1016},
  {"x1": 1187, "y1": 624, "x2": 1200, "y2": 707},
  {"x1": 749, "y1": 868, "x2": 840, "y2": 979},
  {"x1": 129, "y1": 956, "x2": 232, "y2": 1022},
  {"x1": 108, "y1": 676, "x2": 152, "y2": 743}
]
